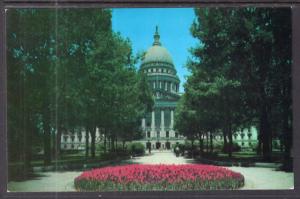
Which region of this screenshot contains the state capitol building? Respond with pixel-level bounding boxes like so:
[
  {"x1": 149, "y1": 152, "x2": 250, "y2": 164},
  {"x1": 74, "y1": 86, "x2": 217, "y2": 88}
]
[
  {"x1": 139, "y1": 27, "x2": 185, "y2": 150},
  {"x1": 59, "y1": 27, "x2": 258, "y2": 152}
]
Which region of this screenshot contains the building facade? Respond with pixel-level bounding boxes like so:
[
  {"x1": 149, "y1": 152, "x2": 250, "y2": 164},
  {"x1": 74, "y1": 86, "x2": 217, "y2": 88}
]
[
  {"x1": 60, "y1": 128, "x2": 102, "y2": 150},
  {"x1": 139, "y1": 27, "x2": 185, "y2": 150}
]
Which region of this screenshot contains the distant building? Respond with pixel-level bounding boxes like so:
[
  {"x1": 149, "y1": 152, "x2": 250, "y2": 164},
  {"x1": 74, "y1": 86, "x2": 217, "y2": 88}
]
[
  {"x1": 60, "y1": 129, "x2": 101, "y2": 150},
  {"x1": 138, "y1": 27, "x2": 185, "y2": 150}
]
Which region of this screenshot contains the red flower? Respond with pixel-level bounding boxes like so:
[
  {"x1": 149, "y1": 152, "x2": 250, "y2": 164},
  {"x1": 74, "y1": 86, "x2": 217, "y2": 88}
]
[{"x1": 75, "y1": 164, "x2": 244, "y2": 190}]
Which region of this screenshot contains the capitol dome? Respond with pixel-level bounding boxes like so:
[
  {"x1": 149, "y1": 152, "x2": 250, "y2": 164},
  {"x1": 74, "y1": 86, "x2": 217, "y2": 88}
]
[
  {"x1": 141, "y1": 26, "x2": 174, "y2": 68},
  {"x1": 142, "y1": 45, "x2": 174, "y2": 65}
]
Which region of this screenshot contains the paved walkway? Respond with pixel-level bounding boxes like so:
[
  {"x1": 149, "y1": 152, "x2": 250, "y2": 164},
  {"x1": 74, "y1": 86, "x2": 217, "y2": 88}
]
[
  {"x1": 7, "y1": 151, "x2": 294, "y2": 192},
  {"x1": 126, "y1": 150, "x2": 195, "y2": 165}
]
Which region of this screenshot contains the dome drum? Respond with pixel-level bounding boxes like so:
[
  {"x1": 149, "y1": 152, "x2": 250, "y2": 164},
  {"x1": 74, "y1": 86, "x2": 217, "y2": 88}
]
[
  {"x1": 147, "y1": 74, "x2": 180, "y2": 83},
  {"x1": 141, "y1": 61, "x2": 174, "y2": 70}
]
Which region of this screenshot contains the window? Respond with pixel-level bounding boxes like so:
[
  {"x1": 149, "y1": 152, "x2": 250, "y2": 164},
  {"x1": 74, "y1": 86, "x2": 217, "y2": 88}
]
[
  {"x1": 241, "y1": 133, "x2": 245, "y2": 139},
  {"x1": 147, "y1": 131, "x2": 150, "y2": 138},
  {"x1": 78, "y1": 134, "x2": 82, "y2": 142},
  {"x1": 71, "y1": 135, "x2": 75, "y2": 142},
  {"x1": 71, "y1": 144, "x2": 74, "y2": 149},
  {"x1": 175, "y1": 132, "x2": 178, "y2": 138},
  {"x1": 64, "y1": 144, "x2": 67, "y2": 149},
  {"x1": 248, "y1": 133, "x2": 252, "y2": 139},
  {"x1": 157, "y1": 131, "x2": 160, "y2": 138},
  {"x1": 63, "y1": 136, "x2": 68, "y2": 142},
  {"x1": 166, "y1": 131, "x2": 169, "y2": 138}
]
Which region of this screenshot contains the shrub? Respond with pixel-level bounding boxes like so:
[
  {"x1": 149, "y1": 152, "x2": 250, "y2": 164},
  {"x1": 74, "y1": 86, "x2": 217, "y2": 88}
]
[
  {"x1": 128, "y1": 143, "x2": 145, "y2": 156},
  {"x1": 223, "y1": 142, "x2": 241, "y2": 153},
  {"x1": 74, "y1": 164, "x2": 244, "y2": 191},
  {"x1": 100, "y1": 149, "x2": 130, "y2": 161}
]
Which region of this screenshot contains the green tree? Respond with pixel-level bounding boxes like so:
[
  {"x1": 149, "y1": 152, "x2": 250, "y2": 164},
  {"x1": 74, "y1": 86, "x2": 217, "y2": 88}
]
[{"x1": 186, "y1": 7, "x2": 292, "y2": 163}]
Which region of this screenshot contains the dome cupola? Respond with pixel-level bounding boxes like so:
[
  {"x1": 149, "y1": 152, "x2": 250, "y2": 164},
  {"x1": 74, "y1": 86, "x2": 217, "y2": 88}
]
[{"x1": 141, "y1": 26, "x2": 174, "y2": 67}]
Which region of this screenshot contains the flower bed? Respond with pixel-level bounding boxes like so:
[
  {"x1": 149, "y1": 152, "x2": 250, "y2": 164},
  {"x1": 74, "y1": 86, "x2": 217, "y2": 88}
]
[{"x1": 74, "y1": 164, "x2": 244, "y2": 191}]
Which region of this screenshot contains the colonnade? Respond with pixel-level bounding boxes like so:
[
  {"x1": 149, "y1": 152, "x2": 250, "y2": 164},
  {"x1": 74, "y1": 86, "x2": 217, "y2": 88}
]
[{"x1": 141, "y1": 109, "x2": 175, "y2": 139}]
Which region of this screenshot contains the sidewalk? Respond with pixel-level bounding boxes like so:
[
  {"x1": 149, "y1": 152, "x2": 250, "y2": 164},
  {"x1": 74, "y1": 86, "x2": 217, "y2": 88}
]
[{"x1": 7, "y1": 151, "x2": 294, "y2": 191}]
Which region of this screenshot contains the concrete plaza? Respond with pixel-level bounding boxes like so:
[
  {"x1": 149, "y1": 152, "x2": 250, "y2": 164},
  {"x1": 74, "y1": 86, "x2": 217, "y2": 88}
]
[{"x1": 7, "y1": 151, "x2": 294, "y2": 192}]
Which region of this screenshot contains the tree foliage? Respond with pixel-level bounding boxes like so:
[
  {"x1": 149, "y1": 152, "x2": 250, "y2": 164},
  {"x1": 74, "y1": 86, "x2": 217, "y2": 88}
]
[
  {"x1": 176, "y1": 8, "x2": 292, "y2": 166},
  {"x1": 7, "y1": 8, "x2": 153, "y2": 173}
]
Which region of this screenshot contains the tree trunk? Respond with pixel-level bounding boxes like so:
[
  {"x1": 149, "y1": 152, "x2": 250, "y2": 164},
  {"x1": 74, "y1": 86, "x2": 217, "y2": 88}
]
[
  {"x1": 228, "y1": 126, "x2": 233, "y2": 158},
  {"x1": 104, "y1": 130, "x2": 107, "y2": 153},
  {"x1": 108, "y1": 136, "x2": 111, "y2": 151},
  {"x1": 210, "y1": 132, "x2": 213, "y2": 153},
  {"x1": 260, "y1": 105, "x2": 272, "y2": 161},
  {"x1": 283, "y1": 98, "x2": 292, "y2": 171},
  {"x1": 54, "y1": 125, "x2": 62, "y2": 160},
  {"x1": 43, "y1": 113, "x2": 51, "y2": 165},
  {"x1": 116, "y1": 136, "x2": 118, "y2": 150},
  {"x1": 123, "y1": 140, "x2": 126, "y2": 150},
  {"x1": 111, "y1": 136, "x2": 115, "y2": 152},
  {"x1": 85, "y1": 127, "x2": 89, "y2": 159},
  {"x1": 206, "y1": 132, "x2": 209, "y2": 153},
  {"x1": 257, "y1": 132, "x2": 262, "y2": 155},
  {"x1": 90, "y1": 127, "x2": 96, "y2": 158},
  {"x1": 24, "y1": 112, "x2": 32, "y2": 177},
  {"x1": 191, "y1": 139, "x2": 194, "y2": 158},
  {"x1": 222, "y1": 130, "x2": 228, "y2": 153},
  {"x1": 199, "y1": 134, "x2": 204, "y2": 155}
]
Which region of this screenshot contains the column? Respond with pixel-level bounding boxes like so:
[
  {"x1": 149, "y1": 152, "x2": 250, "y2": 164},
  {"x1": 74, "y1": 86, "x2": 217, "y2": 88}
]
[
  {"x1": 60, "y1": 134, "x2": 64, "y2": 149},
  {"x1": 142, "y1": 118, "x2": 146, "y2": 129},
  {"x1": 142, "y1": 118, "x2": 146, "y2": 138},
  {"x1": 170, "y1": 109, "x2": 174, "y2": 129},
  {"x1": 161, "y1": 109, "x2": 165, "y2": 137},
  {"x1": 151, "y1": 111, "x2": 155, "y2": 137},
  {"x1": 81, "y1": 131, "x2": 85, "y2": 144}
]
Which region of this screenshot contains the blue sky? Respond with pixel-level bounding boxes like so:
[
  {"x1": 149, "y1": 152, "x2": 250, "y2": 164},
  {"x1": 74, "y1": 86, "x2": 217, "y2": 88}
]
[{"x1": 111, "y1": 8, "x2": 198, "y2": 93}]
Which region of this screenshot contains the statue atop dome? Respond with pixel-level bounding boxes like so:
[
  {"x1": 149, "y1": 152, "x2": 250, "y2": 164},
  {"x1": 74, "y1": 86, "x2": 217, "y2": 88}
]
[{"x1": 153, "y1": 26, "x2": 161, "y2": 46}]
